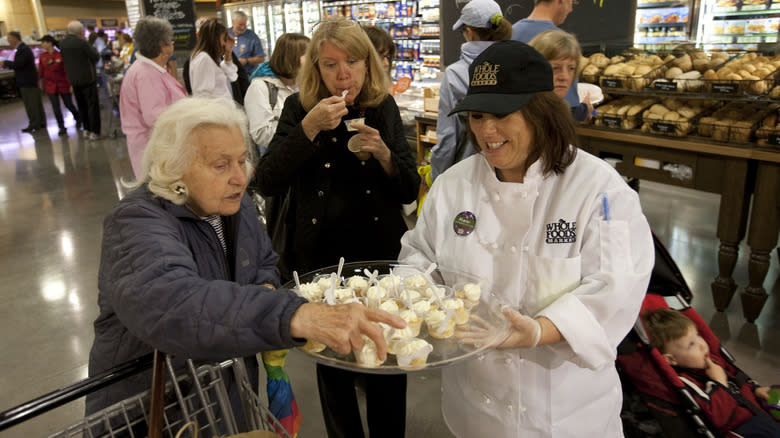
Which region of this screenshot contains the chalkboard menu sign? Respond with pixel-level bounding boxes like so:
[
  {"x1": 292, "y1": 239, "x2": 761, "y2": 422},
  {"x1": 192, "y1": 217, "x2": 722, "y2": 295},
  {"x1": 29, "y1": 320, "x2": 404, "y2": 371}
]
[
  {"x1": 142, "y1": 0, "x2": 197, "y2": 50},
  {"x1": 441, "y1": 1, "x2": 637, "y2": 67}
]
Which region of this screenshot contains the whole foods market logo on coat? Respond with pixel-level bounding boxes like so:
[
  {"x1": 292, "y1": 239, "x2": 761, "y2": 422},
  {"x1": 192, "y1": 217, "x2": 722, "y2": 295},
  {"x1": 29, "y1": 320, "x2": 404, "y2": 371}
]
[
  {"x1": 546, "y1": 219, "x2": 576, "y2": 244},
  {"x1": 471, "y1": 62, "x2": 499, "y2": 86}
]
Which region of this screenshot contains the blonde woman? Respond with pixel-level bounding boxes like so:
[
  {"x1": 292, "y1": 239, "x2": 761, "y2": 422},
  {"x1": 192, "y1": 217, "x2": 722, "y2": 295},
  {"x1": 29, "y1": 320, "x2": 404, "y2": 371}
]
[
  {"x1": 255, "y1": 18, "x2": 419, "y2": 438},
  {"x1": 529, "y1": 29, "x2": 594, "y2": 122}
]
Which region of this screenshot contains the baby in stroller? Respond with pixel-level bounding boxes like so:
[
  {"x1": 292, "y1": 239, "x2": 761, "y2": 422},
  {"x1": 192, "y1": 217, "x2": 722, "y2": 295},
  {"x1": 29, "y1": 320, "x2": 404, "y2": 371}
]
[{"x1": 641, "y1": 307, "x2": 779, "y2": 438}]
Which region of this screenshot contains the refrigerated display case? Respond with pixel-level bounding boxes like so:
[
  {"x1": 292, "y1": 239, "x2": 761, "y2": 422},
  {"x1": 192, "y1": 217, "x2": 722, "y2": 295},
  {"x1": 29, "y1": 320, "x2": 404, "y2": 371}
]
[
  {"x1": 696, "y1": 0, "x2": 780, "y2": 50},
  {"x1": 635, "y1": 0, "x2": 694, "y2": 49},
  {"x1": 320, "y1": 0, "x2": 441, "y2": 84},
  {"x1": 224, "y1": 0, "x2": 321, "y2": 55}
]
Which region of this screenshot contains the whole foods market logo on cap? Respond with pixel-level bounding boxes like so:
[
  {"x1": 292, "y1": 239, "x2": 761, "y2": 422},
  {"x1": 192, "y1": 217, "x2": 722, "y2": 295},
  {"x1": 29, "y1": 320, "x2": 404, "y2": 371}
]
[{"x1": 472, "y1": 62, "x2": 499, "y2": 86}]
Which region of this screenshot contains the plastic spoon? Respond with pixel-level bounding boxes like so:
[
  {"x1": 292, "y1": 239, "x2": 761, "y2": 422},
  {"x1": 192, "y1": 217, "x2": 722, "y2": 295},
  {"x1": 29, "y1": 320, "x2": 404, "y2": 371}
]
[
  {"x1": 325, "y1": 273, "x2": 336, "y2": 305},
  {"x1": 341, "y1": 89, "x2": 349, "y2": 98},
  {"x1": 293, "y1": 271, "x2": 301, "y2": 291}
]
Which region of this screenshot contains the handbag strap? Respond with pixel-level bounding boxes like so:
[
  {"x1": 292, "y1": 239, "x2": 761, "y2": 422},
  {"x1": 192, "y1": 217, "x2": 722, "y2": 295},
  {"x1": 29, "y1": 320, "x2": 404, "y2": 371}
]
[{"x1": 148, "y1": 350, "x2": 167, "y2": 438}]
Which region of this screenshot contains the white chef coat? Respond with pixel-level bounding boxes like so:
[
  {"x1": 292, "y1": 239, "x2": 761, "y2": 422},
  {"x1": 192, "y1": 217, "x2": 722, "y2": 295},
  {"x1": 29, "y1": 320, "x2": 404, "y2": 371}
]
[
  {"x1": 189, "y1": 51, "x2": 238, "y2": 100},
  {"x1": 399, "y1": 150, "x2": 654, "y2": 438}
]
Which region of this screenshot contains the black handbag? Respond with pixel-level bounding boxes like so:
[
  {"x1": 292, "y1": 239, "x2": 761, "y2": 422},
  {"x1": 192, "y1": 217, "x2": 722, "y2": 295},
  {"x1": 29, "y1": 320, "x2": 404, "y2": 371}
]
[{"x1": 264, "y1": 188, "x2": 293, "y2": 284}]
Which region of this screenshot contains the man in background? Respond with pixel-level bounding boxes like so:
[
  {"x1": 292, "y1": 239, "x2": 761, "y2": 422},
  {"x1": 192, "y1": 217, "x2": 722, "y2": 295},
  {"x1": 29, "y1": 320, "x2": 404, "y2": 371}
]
[
  {"x1": 60, "y1": 20, "x2": 101, "y2": 140},
  {"x1": 511, "y1": 0, "x2": 575, "y2": 42},
  {"x1": 3, "y1": 31, "x2": 45, "y2": 133},
  {"x1": 512, "y1": 0, "x2": 579, "y2": 110},
  {"x1": 228, "y1": 10, "x2": 265, "y2": 76}
]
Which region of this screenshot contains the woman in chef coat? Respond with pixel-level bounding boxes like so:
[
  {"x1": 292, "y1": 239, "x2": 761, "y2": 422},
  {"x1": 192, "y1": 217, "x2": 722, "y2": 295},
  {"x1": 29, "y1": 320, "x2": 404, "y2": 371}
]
[{"x1": 399, "y1": 40, "x2": 655, "y2": 437}]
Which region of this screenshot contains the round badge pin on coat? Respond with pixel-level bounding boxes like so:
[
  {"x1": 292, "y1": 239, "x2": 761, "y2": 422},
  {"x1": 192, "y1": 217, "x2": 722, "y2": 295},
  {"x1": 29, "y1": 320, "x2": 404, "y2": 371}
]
[{"x1": 453, "y1": 211, "x2": 476, "y2": 236}]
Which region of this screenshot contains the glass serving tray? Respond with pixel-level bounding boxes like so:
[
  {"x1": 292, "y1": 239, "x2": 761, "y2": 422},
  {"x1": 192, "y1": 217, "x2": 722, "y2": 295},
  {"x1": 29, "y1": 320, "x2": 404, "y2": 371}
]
[{"x1": 283, "y1": 260, "x2": 511, "y2": 374}]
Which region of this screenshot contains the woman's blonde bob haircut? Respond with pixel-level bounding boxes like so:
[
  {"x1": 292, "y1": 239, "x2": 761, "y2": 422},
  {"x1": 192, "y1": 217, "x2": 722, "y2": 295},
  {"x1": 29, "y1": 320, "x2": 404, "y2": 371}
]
[
  {"x1": 528, "y1": 29, "x2": 584, "y2": 75},
  {"x1": 124, "y1": 97, "x2": 253, "y2": 205},
  {"x1": 298, "y1": 18, "x2": 389, "y2": 111}
]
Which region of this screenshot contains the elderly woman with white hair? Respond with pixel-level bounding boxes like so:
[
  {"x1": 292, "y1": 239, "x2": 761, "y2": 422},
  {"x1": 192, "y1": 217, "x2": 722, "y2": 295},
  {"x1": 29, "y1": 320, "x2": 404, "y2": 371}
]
[
  {"x1": 119, "y1": 15, "x2": 186, "y2": 176},
  {"x1": 86, "y1": 97, "x2": 405, "y2": 419}
]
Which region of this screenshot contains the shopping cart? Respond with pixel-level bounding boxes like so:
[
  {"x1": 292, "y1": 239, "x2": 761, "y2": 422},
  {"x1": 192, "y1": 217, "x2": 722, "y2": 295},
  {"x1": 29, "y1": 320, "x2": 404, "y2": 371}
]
[{"x1": 0, "y1": 353, "x2": 290, "y2": 438}]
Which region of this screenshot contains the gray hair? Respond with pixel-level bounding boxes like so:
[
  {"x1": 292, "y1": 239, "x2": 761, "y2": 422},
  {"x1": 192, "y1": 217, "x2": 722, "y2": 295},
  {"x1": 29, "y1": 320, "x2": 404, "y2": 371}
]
[
  {"x1": 134, "y1": 16, "x2": 174, "y2": 58},
  {"x1": 232, "y1": 10, "x2": 248, "y2": 21},
  {"x1": 67, "y1": 20, "x2": 84, "y2": 35},
  {"x1": 124, "y1": 97, "x2": 253, "y2": 205}
]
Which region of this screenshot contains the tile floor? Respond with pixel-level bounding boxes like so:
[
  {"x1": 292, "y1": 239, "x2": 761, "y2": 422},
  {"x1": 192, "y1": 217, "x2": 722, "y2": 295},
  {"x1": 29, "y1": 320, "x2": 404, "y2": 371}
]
[{"x1": 0, "y1": 96, "x2": 777, "y2": 438}]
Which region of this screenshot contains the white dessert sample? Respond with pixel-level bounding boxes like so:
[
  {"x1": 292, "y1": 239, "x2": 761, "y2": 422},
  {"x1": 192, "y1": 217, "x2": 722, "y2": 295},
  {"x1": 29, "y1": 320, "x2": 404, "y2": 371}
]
[
  {"x1": 404, "y1": 274, "x2": 428, "y2": 291},
  {"x1": 425, "y1": 309, "x2": 456, "y2": 339},
  {"x1": 395, "y1": 338, "x2": 433, "y2": 369},
  {"x1": 382, "y1": 323, "x2": 417, "y2": 354},
  {"x1": 442, "y1": 298, "x2": 470, "y2": 325},
  {"x1": 317, "y1": 277, "x2": 335, "y2": 292},
  {"x1": 354, "y1": 335, "x2": 384, "y2": 367},
  {"x1": 297, "y1": 282, "x2": 323, "y2": 302},
  {"x1": 378, "y1": 274, "x2": 402, "y2": 291},
  {"x1": 366, "y1": 285, "x2": 388, "y2": 308},
  {"x1": 398, "y1": 289, "x2": 421, "y2": 303},
  {"x1": 333, "y1": 287, "x2": 355, "y2": 302},
  {"x1": 378, "y1": 299, "x2": 400, "y2": 314},
  {"x1": 301, "y1": 339, "x2": 327, "y2": 353},
  {"x1": 423, "y1": 286, "x2": 447, "y2": 300},
  {"x1": 398, "y1": 309, "x2": 421, "y2": 336},
  {"x1": 411, "y1": 299, "x2": 432, "y2": 317},
  {"x1": 457, "y1": 283, "x2": 482, "y2": 306},
  {"x1": 345, "y1": 276, "x2": 369, "y2": 296}
]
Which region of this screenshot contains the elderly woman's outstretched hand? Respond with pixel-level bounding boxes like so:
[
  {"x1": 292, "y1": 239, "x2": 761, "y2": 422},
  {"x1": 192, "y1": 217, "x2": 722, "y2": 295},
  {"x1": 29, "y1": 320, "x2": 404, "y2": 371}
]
[
  {"x1": 302, "y1": 96, "x2": 348, "y2": 141},
  {"x1": 289, "y1": 302, "x2": 406, "y2": 360}
]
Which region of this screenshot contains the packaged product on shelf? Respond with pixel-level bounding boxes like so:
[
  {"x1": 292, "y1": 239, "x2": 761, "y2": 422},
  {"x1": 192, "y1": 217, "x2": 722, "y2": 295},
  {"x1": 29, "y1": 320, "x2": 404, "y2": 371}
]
[
  {"x1": 725, "y1": 19, "x2": 746, "y2": 34},
  {"x1": 714, "y1": 0, "x2": 740, "y2": 12},
  {"x1": 746, "y1": 18, "x2": 771, "y2": 33},
  {"x1": 741, "y1": 0, "x2": 770, "y2": 11}
]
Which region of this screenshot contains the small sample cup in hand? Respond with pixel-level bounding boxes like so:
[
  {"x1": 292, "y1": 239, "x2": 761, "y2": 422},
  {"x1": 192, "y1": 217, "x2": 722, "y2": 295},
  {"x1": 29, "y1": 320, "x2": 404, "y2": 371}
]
[{"x1": 347, "y1": 134, "x2": 372, "y2": 160}]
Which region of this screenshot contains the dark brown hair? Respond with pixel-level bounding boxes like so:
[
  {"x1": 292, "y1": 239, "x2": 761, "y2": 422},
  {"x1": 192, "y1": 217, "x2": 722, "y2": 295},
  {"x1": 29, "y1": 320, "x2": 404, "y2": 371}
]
[
  {"x1": 269, "y1": 33, "x2": 310, "y2": 80},
  {"x1": 642, "y1": 308, "x2": 695, "y2": 353},
  {"x1": 192, "y1": 19, "x2": 228, "y2": 64},
  {"x1": 363, "y1": 26, "x2": 396, "y2": 61},
  {"x1": 468, "y1": 91, "x2": 577, "y2": 177},
  {"x1": 467, "y1": 18, "x2": 513, "y2": 41}
]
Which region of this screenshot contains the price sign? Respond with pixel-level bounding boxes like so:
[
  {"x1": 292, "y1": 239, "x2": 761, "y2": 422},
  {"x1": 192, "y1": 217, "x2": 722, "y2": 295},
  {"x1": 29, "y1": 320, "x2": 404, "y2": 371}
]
[
  {"x1": 601, "y1": 78, "x2": 623, "y2": 89},
  {"x1": 711, "y1": 83, "x2": 740, "y2": 94},
  {"x1": 654, "y1": 81, "x2": 677, "y2": 92},
  {"x1": 652, "y1": 122, "x2": 677, "y2": 134},
  {"x1": 602, "y1": 116, "x2": 621, "y2": 128}
]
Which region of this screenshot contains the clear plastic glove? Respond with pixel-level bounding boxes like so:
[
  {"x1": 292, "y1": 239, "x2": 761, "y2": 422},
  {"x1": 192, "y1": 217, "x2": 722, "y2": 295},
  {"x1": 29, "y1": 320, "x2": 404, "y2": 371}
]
[{"x1": 455, "y1": 306, "x2": 541, "y2": 350}]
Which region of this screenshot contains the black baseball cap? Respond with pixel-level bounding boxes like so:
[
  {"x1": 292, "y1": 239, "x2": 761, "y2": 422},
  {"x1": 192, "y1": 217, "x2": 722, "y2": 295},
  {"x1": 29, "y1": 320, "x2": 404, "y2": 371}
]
[{"x1": 449, "y1": 40, "x2": 554, "y2": 116}]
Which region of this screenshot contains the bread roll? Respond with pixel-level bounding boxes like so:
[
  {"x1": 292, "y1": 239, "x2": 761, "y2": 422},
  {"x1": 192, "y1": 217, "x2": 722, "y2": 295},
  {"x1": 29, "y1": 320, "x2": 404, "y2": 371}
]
[
  {"x1": 649, "y1": 104, "x2": 669, "y2": 115},
  {"x1": 635, "y1": 65, "x2": 653, "y2": 76},
  {"x1": 703, "y1": 69, "x2": 718, "y2": 80},
  {"x1": 620, "y1": 65, "x2": 637, "y2": 76},
  {"x1": 678, "y1": 106, "x2": 697, "y2": 119},
  {"x1": 617, "y1": 105, "x2": 631, "y2": 115},
  {"x1": 665, "y1": 67, "x2": 684, "y2": 79},
  {"x1": 583, "y1": 64, "x2": 600, "y2": 76},
  {"x1": 663, "y1": 111, "x2": 681, "y2": 121},
  {"x1": 604, "y1": 63, "x2": 625, "y2": 76},
  {"x1": 726, "y1": 73, "x2": 742, "y2": 81},
  {"x1": 627, "y1": 105, "x2": 644, "y2": 117},
  {"x1": 693, "y1": 59, "x2": 710, "y2": 72}
]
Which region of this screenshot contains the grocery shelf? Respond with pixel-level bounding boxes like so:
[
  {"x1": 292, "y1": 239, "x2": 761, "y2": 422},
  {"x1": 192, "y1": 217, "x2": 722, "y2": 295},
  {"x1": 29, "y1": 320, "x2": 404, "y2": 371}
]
[{"x1": 637, "y1": 1, "x2": 688, "y2": 8}]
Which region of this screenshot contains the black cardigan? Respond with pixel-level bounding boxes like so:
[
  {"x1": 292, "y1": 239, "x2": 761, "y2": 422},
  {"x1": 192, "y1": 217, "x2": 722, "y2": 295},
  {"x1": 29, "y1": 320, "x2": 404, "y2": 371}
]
[{"x1": 256, "y1": 93, "x2": 420, "y2": 274}]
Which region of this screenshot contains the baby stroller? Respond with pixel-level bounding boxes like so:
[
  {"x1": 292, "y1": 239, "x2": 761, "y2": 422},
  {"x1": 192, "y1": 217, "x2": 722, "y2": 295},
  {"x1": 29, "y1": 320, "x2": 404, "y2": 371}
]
[{"x1": 617, "y1": 233, "x2": 771, "y2": 438}]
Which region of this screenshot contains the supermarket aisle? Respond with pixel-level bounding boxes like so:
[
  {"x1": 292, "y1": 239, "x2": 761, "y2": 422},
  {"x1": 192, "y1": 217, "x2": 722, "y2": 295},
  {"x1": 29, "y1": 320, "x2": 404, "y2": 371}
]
[{"x1": 0, "y1": 97, "x2": 777, "y2": 437}]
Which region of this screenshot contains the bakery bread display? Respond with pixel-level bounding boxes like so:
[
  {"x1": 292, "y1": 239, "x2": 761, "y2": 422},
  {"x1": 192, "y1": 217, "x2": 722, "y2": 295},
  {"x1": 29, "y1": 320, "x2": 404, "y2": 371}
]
[
  {"x1": 593, "y1": 96, "x2": 657, "y2": 130},
  {"x1": 699, "y1": 102, "x2": 779, "y2": 143},
  {"x1": 640, "y1": 98, "x2": 713, "y2": 137},
  {"x1": 755, "y1": 109, "x2": 780, "y2": 147}
]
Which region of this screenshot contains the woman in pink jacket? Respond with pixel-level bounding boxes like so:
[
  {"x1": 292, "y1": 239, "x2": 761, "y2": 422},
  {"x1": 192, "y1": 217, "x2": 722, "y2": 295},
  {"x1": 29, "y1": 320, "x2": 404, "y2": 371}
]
[
  {"x1": 38, "y1": 35, "x2": 81, "y2": 136},
  {"x1": 119, "y1": 16, "x2": 186, "y2": 176}
]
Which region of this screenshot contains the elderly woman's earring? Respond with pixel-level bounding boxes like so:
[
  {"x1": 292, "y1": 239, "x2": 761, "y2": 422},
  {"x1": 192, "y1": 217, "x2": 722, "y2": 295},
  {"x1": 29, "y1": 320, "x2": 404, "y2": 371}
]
[{"x1": 172, "y1": 182, "x2": 187, "y2": 197}]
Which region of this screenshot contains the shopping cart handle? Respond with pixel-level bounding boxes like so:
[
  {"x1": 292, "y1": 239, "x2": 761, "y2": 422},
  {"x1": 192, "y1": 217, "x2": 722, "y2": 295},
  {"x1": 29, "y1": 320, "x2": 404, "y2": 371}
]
[{"x1": 0, "y1": 352, "x2": 154, "y2": 432}]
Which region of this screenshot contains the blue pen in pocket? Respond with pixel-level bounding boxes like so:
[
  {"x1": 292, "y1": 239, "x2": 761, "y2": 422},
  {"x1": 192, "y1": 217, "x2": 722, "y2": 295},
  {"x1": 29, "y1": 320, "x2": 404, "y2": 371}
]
[{"x1": 602, "y1": 192, "x2": 610, "y2": 222}]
